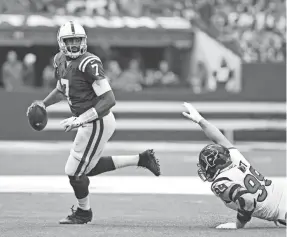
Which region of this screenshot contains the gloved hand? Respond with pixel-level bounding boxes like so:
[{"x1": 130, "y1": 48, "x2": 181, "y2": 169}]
[
  {"x1": 26, "y1": 101, "x2": 46, "y2": 116},
  {"x1": 60, "y1": 116, "x2": 82, "y2": 132},
  {"x1": 182, "y1": 102, "x2": 203, "y2": 123}
]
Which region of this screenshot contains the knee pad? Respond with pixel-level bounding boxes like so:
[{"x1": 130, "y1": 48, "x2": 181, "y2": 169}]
[{"x1": 68, "y1": 175, "x2": 90, "y2": 199}]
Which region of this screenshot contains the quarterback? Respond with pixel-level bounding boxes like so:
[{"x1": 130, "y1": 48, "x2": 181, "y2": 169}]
[
  {"x1": 27, "y1": 21, "x2": 160, "y2": 224},
  {"x1": 182, "y1": 102, "x2": 286, "y2": 229}
]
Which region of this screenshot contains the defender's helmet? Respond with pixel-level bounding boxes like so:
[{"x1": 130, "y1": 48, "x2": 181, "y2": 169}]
[
  {"x1": 57, "y1": 21, "x2": 87, "y2": 59},
  {"x1": 197, "y1": 144, "x2": 232, "y2": 182}
]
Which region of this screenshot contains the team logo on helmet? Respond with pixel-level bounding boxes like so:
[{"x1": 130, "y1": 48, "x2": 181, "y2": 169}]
[
  {"x1": 197, "y1": 144, "x2": 232, "y2": 182},
  {"x1": 202, "y1": 148, "x2": 219, "y2": 168}
]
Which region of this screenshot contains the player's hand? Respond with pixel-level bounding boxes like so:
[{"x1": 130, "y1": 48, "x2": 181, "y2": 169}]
[
  {"x1": 60, "y1": 116, "x2": 82, "y2": 132},
  {"x1": 216, "y1": 222, "x2": 237, "y2": 229},
  {"x1": 26, "y1": 100, "x2": 46, "y2": 116},
  {"x1": 182, "y1": 102, "x2": 203, "y2": 123}
]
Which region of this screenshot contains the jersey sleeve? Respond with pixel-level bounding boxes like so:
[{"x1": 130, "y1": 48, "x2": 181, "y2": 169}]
[
  {"x1": 78, "y1": 55, "x2": 112, "y2": 96},
  {"x1": 211, "y1": 178, "x2": 241, "y2": 203},
  {"x1": 53, "y1": 53, "x2": 63, "y2": 92},
  {"x1": 53, "y1": 54, "x2": 58, "y2": 68},
  {"x1": 212, "y1": 177, "x2": 256, "y2": 222},
  {"x1": 78, "y1": 55, "x2": 105, "y2": 80},
  {"x1": 228, "y1": 148, "x2": 250, "y2": 167}
]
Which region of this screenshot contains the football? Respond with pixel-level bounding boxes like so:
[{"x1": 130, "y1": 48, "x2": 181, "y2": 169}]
[{"x1": 27, "y1": 105, "x2": 48, "y2": 131}]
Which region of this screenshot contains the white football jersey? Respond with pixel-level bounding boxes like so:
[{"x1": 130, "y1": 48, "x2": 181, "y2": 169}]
[{"x1": 211, "y1": 148, "x2": 286, "y2": 222}]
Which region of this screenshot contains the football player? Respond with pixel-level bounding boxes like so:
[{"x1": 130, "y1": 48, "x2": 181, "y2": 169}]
[
  {"x1": 27, "y1": 21, "x2": 160, "y2": 224},
  {"x1": 182, "y1": 102, "x2": 286, "y2": 229}
]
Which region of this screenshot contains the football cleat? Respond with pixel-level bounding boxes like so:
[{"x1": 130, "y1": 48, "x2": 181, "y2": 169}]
[
  {"x1": 59, "y1": 206, "x2": 92, "y2": 224},
  {"x1": 138, "y1": 149, "x2": 161, "y2": 176}
]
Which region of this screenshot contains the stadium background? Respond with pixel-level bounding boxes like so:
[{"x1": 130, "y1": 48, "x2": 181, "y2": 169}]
[{"x1": 0, "y1": 1, "x2": 286, "y2": 237}]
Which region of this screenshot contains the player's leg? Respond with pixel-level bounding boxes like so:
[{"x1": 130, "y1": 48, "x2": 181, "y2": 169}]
[
  {"x1": 59, "y1": 122, "x2": 98, "y2": 224},
  {"x1": 86, "y1": 150, "x2": 160, "y2": 176},
  {"x1": 84, "y1": 113, "x2": 160, "y2": 177}
]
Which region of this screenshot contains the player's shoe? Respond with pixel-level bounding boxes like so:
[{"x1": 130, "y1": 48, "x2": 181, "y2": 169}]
[
  {"x1": 138, "y1": 149, "x2": 161, "y2": 176},
  {"x1": 59, "y1": 206, "x2": 92, "y2": 224}
]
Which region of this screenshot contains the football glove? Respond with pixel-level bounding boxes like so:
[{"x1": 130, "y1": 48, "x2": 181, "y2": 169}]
[
  {"x1": 60, "y1": 116, "x2": 82, "y2": 132},
  {"x1": 182, "y1": 102, "x2": 203, "y2": 123},
  {"x1": 216, "y1": 222, "x2": 237, "y2": 229},
  {"x1": 26, "y1": 100, "x2": 46, "y2": 116}
]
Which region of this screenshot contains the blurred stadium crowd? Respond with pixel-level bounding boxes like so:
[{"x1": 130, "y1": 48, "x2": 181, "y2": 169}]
[
  {"x1": 1, "y1": 50, "x2": 179, "y2": 91},
  {"x1": 1, "y1": 0, "x2": 285, "y2": 62},
  {"x1": 0, "y1": 0, "x2": 285, "y2": 92}
]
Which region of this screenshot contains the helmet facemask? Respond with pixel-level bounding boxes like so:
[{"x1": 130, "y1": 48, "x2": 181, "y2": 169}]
[
  {"x1": 58, "y1": 36, "x2": 87, "y2": 59},
  {"x1": 197, "y1": 145, "x2": 232, "y2": 182}
]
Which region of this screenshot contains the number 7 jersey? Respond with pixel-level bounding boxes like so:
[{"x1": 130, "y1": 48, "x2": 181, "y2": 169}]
[
  {"x1": 53, "y1": 51, "x2": 106, "y2": 116},
  {"x1": 211, "y1": 148, "x2": 286, "y2": 222}
]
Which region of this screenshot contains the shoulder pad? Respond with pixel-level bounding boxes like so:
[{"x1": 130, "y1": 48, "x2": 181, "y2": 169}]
[
  {"x1": 78, "y1": 53, "x2": 102, "y2": 73},
  {"x1": 53, "y1": 52, "x2": 64, "y2": 68}
]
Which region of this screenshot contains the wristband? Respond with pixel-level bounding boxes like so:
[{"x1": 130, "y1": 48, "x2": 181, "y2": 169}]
[
  {"x1": 198, "y1": 117, "x2": 204, "y2": 124},
  {"x1": 78, "y1": 108, "x2": 98, "y2": 124}
]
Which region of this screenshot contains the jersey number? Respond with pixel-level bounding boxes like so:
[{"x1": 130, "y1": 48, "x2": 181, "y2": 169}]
[
  {"x1": 243, "y1": 166, "x2": 272, "y2": 202},
  {"x1": 91, "y1": 62, "x2": 99, "y2": 76},
  {"x1": 61, "y1": 79, "x2": 72, "y2": 105}
]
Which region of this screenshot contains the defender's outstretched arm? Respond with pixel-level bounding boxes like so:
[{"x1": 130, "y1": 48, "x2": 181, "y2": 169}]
[{"x1": 182, "y1": 102, "x2": 233, "y2": 148}]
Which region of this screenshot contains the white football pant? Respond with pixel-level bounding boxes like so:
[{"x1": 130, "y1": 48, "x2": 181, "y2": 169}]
[{"x1": 65, "y1": 112, "x2": 116, "y2": 176}]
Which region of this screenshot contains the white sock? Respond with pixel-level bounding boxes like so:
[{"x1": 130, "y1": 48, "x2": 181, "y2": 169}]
[
  {"x1": 111, "y1": 155, "x2": 139, "y2": 169},
  {"x1": 77, "y1": 196, "x2": 90, "y2": 210}
]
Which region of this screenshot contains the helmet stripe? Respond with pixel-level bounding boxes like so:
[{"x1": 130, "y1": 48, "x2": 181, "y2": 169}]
[{"x1": 70, "y1": 21, "x2": 75, "y2": 34}]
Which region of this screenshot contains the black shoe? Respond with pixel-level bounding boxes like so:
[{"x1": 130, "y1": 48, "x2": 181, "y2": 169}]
[
  {"x1": 138, "y1": 149, "x2": 161, "y2": 176},
  {"x1": 59, "y1": 206, "x2": 93, "y2": 224}
]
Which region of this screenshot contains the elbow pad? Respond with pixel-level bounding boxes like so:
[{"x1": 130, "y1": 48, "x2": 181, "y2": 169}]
[
  {"x1": 237, "y1": 210, "x2": 252, "y2": 223},
  {"x1": 236, "y1": 196, "x2": 256, "y2": 223}
]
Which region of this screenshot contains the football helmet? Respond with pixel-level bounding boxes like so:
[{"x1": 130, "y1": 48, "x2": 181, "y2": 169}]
[
  {"x1": 57, "y1": 21, "x2": 87, "y2": 59},
  {"x1": 197, "y1": 144, "x2": 232, "y2": 182}
]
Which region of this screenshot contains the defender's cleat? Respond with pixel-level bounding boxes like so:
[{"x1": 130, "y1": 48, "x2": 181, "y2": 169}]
[
  {"x1": 59, "y1": 206, "x2": 92, "y2": 224},
  {"x1": 138, "y1": 149, "x2": 161, "y2": 176}
]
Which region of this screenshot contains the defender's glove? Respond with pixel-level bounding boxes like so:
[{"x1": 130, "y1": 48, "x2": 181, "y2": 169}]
[
  {"x1": 216, "y1": 222, "x2": 237, "y2": 229},
  {"x1": 26, "y1": 100, "x2": 46, "y2": 116},
  {"x1": 182, "y1": 102, "x2": 203, "y2": 123},
  {"x1": 60, "y1": 116, "x2": 82, "y2": 132}
]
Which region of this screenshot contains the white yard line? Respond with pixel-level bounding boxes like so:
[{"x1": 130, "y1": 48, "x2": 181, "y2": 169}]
[
  {"x1": 0, "y1": 141, "x2": 285, "y2": 152},
  {"x1": 47, "y1": 101, "x2": 286, "y2": 114},
  {"x1": 0, "y1": 176, "x2": 285, "y2": 194},
  {"x1": 44, "y1": 119, "x2": 286, "y2": 131}
]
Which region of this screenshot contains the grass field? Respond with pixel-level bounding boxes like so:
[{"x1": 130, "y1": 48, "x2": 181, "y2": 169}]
[{"x1": 0, "y1": 142, "x2": 286, "y2": 237}]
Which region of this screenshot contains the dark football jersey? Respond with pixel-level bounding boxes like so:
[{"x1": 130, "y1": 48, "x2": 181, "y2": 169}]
[{"x1": 54, "y1": 52, "x2": 106, "y2": 116}]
